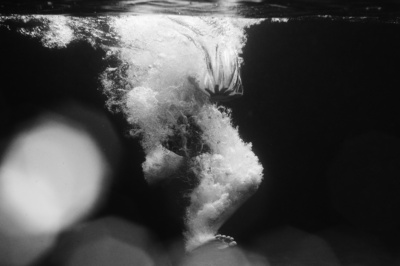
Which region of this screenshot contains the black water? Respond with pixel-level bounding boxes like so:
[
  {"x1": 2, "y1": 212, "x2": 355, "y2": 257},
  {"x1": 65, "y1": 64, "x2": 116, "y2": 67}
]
[{"x1": 2, "y1": 5, "x2": 400, "y2": 266}]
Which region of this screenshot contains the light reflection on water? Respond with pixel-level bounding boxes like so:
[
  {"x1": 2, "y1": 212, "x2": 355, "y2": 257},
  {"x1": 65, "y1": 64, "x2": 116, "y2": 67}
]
[{"x1": 1, "y1": 0, "x2": 400, "y2": 18}]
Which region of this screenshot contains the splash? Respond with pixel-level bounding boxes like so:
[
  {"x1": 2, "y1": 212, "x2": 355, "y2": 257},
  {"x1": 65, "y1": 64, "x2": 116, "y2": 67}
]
[{"x1": 0, "y1": 14, "x2": 264, "y2": 251}]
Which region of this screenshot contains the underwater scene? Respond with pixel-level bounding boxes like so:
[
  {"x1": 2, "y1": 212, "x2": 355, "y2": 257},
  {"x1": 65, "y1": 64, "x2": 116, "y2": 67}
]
[{"x1": 1, "y1": 1, "x2": 400, "y2": 265}]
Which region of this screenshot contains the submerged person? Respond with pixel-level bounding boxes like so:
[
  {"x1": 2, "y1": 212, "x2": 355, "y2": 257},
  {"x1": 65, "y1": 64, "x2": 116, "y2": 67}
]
[
  {"x1": 100, "y1": 16, "x2": 264, "y2": 252},
  {"x1": 137, "y1": 49, "x2": 262, "y2": 251}
]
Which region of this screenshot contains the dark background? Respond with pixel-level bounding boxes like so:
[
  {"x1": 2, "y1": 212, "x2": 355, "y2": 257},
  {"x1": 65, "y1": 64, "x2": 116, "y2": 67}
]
[{"x1": 1, "y1": 18, "x2": 400, "y2": 264}]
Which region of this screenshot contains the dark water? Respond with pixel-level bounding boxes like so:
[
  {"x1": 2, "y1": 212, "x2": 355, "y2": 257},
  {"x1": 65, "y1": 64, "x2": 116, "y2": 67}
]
[{"x1": 1, "y1": 3, "x2": 400, "y2": 266}]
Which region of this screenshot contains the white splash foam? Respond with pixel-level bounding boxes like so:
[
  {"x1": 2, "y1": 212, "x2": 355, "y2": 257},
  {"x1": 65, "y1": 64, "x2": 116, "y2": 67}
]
[{"x1": 0, "y1": 14, "x2": 265, "y2": 251}]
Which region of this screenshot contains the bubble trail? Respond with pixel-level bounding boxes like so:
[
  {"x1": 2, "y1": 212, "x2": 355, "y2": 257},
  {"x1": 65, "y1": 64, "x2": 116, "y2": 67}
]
[
  {"x1": 102, "y1": 15, "x2": 264, "y2": 251},
  {"x1": 0, "y1": 14, "x2": 265, "y2": 251}
]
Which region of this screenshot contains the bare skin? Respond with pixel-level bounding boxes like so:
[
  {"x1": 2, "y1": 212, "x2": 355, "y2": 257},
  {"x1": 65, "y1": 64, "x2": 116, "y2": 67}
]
[{"x1": 215, "y1": 234, "x2": 237, "y2": 249}]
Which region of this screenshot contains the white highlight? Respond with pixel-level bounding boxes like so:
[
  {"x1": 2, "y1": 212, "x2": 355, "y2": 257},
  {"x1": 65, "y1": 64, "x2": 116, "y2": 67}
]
[
  {"x1": 0, "y1": 116, "x2": 107, "y2": 236},
  {"x1": 271, "y1": 17, "x2": 289, "y2": 23},
  {"x1": 17, "y1": 15, "x2": 74, "y2": 48}
]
